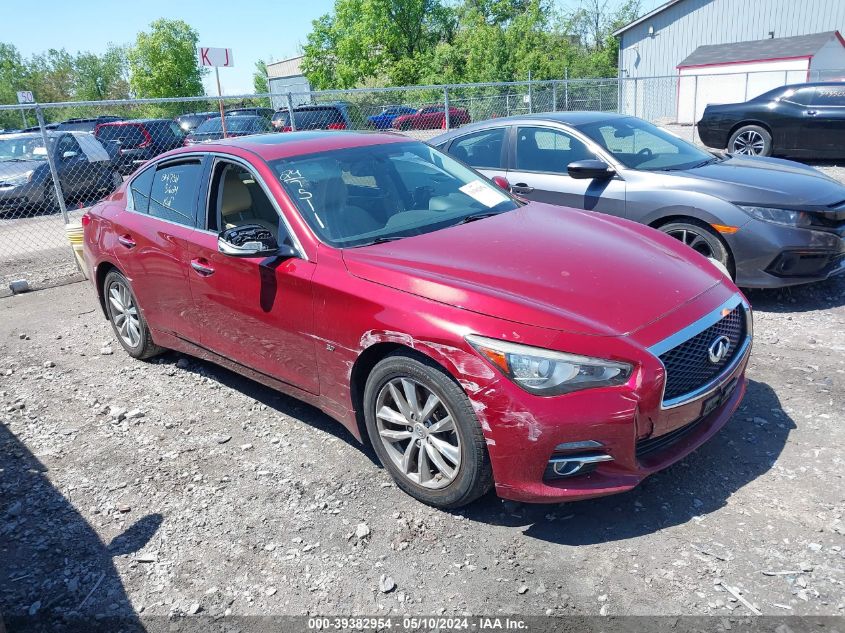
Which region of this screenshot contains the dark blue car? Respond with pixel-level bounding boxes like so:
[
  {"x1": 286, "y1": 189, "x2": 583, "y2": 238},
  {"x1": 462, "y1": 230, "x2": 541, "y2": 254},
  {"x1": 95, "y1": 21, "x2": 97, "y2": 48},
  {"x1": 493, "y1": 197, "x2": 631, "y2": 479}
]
[{"x1": 366, "y1": 105, "x2": 417, "y2": 130}]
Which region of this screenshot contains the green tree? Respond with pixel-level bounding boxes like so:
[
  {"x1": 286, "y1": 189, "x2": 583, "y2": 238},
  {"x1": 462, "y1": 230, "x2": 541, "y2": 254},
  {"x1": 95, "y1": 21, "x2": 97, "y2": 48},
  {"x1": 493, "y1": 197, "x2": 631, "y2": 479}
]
[
  {"x1": 74, "y1": 45, "x2": 130, "y2": 101},
  {"x1": 127, "y1": 19, "x2": 206, "y2": 99},
  {"x1": 301, "y1": 0, "x2": 454, "y2": 89},
  {"x1": 253, "y1": 59, "x2": 269, "y2": 93}
]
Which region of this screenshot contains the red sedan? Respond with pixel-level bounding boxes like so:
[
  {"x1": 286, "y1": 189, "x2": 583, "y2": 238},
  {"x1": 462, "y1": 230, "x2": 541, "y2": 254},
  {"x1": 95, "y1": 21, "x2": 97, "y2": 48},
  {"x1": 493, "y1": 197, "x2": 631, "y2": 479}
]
[
  {"x1": 82, "y1": 131, "x2": 752, "y2": 509},
  {"x1": 391, "y1": 105, "x2": 471, "y2": 130}
]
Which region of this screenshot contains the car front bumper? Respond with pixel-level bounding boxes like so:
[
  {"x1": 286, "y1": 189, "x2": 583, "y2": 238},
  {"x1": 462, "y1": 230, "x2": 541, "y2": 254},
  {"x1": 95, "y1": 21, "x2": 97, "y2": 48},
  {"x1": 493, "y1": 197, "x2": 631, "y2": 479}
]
[
  {"x1": 0, "y1": 182, "x2": 46, "y2": 208},
  {"x1": 479, "y1": 350, "x2": 749, "y2": 504},
  {"x1": 728, "y1": 219, "x2": 845, "y2": 288},
  {"x1": 474, "y1": 294, "x2": 752, "y2": 504}
]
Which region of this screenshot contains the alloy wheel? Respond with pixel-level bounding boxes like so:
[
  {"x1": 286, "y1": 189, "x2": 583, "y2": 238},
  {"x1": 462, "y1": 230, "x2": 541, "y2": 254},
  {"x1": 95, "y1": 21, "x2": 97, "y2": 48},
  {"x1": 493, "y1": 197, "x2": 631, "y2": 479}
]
[
  {"x1": 374, "y1": 377, "x2": 461, "y2": 489},
  {"x1": 731, "y1": 130, "x2": 765, "y2": 155},
  {"x1": 108, "y1": 280, "x2": 141, "y2": 348},
  {"x1": 665, "y1": 227, "x2": 715, "y2": 258}
]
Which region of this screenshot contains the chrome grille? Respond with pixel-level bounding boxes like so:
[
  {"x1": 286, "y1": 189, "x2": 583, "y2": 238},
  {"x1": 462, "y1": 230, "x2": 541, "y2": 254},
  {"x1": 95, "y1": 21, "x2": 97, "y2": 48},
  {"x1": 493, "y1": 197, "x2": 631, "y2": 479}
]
[{"x1": 659, "y1": 306, "x2": 746, "y2": 402}]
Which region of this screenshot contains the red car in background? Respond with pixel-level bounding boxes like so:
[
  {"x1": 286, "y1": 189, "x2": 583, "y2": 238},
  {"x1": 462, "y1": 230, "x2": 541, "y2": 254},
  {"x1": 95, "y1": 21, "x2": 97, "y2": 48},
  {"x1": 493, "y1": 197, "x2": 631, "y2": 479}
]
[
  {"x1": 392, "y1": 105, "x2": 471, "y2": 130},
  {"x1": 82, "y1": 131, "x2": 751, "y2": 509}
]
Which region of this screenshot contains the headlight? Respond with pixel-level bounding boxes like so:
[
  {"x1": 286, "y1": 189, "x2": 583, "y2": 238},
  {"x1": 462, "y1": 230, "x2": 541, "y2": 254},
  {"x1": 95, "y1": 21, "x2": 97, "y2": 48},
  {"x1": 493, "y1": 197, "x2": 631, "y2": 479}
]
[
  {"x1": 466, "y1": 335, "x2": 633, "y2": 396},
  {"x1": 2, "y1": 170, "x2": 34, "y2": 187},
  {"x1": 738, "y1": 205, "x2": 811, "y2": 227}
]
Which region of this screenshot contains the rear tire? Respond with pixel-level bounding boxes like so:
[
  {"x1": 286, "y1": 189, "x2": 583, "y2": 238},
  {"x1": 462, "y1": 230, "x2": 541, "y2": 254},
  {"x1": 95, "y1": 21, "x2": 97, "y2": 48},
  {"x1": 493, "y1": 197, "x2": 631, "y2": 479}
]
[
  {"x1": 659, "y1": 219, "x2": 734, "y2": 278},
  {"x1": 728, "y1": 125, "x2": 772, "y2": 156},
  {"x1": 363, "y1": 351, "x2": 493, "y2": 509},
  {"x1": 103, "y1": 270, "x2": 164, "y2": 360}
]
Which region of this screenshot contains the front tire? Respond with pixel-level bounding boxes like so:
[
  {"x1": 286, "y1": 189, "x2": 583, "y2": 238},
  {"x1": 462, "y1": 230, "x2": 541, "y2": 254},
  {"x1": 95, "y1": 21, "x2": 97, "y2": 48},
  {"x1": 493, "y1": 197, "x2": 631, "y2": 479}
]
[
  {"x1": 659, "y1": 219, "x2": 734, "y2": 278},
  {"x1": 363, "y1": 352, "x2": 493, "y2": 509},
  {"x1": 728, "y1": 125, "x2": 772, "y2": 156},
  {"x1": 103, "y1": 270, "x2": 163, "y2": 360}
]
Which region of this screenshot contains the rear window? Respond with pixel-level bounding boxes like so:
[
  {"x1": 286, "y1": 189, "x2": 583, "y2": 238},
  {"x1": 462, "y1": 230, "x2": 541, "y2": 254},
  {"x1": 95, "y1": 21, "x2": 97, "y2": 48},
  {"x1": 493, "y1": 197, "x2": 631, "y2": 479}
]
[
  {"x1": 293, "y1": 107, "x2": 344, "y2": 127},
  {"x1": 272, "y1": 111, "x2": 290, "y2": 124},
  {"x1": 147, "y1": 121, "x2": 184, "y2": 139},
  {"x1": 96, "y1": 124, "x2": 147, "y2": 147}
]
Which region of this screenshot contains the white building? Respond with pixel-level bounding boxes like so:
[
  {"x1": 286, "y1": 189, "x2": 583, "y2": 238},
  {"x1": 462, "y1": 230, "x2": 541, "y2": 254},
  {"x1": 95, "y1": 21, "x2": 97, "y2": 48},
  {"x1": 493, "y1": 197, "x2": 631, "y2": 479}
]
[{"x1": 266, "y1": 56, "x2": 311, "y2": 108}]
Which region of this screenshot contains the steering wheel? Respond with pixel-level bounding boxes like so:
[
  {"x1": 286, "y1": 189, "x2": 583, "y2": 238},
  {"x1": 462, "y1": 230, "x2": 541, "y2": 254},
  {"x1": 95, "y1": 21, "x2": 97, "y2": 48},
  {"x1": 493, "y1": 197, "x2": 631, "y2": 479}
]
[{"x1": 636, "y1": 147, "x2": 653, "y2": 157}]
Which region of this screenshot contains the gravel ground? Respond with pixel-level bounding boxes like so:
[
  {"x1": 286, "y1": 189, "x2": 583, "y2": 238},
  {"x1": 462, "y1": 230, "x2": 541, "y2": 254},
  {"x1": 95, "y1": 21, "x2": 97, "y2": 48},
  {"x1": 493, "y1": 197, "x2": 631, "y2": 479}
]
[{"x1": 1, "y1": 271, "x2": 843, "y2": 627}]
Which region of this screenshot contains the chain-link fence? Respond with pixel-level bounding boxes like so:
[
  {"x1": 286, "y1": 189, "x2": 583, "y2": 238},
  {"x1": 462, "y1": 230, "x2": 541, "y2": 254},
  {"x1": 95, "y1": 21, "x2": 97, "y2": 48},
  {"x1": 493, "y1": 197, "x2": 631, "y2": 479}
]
[{"x1": 1, "y1": 67, "x2": 843, "y2": 290}]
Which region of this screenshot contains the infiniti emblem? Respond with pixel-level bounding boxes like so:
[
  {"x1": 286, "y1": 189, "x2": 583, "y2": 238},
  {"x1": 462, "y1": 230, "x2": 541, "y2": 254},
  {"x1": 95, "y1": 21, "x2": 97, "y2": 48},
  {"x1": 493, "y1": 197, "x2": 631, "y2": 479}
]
[{"x1": 707, "y1": 335, "x2": 731, "y2": 364}]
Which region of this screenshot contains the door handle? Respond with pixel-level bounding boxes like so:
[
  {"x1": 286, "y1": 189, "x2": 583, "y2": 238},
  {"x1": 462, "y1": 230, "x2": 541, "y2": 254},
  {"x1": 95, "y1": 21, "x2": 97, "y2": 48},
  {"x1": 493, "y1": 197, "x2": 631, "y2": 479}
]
[
  {"x1": 806, "y1": 110, "x2": 818, "y2": 116},
  {"x1": 511, "y1": 183, "x2": 534, "y2": 194},
  {"x1": 190, "y1": 258, "x2": 215, "y2": 276},
  {"x1": 117, "y1": 234, "x2": 136, "y2": 248}
]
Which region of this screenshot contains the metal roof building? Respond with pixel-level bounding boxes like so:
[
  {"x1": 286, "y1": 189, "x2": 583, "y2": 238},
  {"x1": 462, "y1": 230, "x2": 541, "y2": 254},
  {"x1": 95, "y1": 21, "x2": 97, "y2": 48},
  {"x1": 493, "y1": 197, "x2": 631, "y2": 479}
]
[
  {"x1": 266, "y1": 56, "x2": 311, "y2": 108},
  {"x1": 614, "y1": 0, "x2": 845, "y2": 79}
]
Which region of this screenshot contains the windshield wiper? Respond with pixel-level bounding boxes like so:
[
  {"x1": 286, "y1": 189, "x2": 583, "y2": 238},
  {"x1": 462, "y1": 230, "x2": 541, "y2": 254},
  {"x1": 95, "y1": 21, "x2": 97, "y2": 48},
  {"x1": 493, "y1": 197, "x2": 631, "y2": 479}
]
[
  {"x1": 362, "y1": 236, "x2": 406, "y2": 246},
  {"x1": 691, "y1": 157, "x2": 721, "y2": 168},
  {"x1": 453, "y1": 211, "x2": 505, "y2": 225}
]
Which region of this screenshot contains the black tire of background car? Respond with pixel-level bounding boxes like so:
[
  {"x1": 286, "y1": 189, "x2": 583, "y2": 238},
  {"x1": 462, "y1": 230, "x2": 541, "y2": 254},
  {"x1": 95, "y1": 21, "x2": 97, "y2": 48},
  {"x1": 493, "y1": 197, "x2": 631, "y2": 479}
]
[
  {"x1": 659, "y1": 218, "x2": 735, "y2": 279},
  {"x1": 103, "y1": 270, "x2": 165, "y2": 360},
  {"x1": 728, "y1": 124, "x2": 772, "y2": 157},
  {"x1": 363, "y1": 351, "x2": 494, "y2": 509}
]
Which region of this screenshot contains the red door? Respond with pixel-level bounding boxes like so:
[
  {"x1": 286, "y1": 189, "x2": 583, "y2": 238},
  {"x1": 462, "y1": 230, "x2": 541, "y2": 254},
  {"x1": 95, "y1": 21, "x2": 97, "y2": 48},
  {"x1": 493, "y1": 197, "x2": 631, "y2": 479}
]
[
  {"x1": 185, "y1": 233, "x2": 320, "y2": 394},
  {"x1": 111, "y1": 158, "x2": 206, "y2": 341}
]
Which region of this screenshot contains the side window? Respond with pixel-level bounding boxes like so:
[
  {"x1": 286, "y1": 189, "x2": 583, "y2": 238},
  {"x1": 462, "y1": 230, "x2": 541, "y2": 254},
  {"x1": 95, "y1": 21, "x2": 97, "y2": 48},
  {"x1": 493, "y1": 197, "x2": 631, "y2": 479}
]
[
  {"x1": 811, "y1": 86, "x2": 845, "y2": 106},
  {"x1": 449, "y1": 128, "x2": 506, "y2": 169},
  {"x1": 781, "y1": 87, "x2": 814, "y2": 106},
  {"x1": 147, "y1": 160, "x2": 203, "y2": 226},
  {"x1": 208, "y1": 161, "x2": 286, "y2": 243},
  {"x1": 128, "y1": 165, "x2": 155, "y2": 213},
  {"x1": 56, "y1": 135, "x2": 82, "y2": 159},
  {"x1": 515, "y1": 127, "x2": 595, "y2": 173}
]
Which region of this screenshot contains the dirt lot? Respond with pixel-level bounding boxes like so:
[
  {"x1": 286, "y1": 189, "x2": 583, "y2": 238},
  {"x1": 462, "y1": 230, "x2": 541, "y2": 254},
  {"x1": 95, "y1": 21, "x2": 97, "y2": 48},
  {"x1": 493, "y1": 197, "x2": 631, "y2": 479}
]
[{"x1": 1, "y1": 264, "x2": 844, "y2": 627}]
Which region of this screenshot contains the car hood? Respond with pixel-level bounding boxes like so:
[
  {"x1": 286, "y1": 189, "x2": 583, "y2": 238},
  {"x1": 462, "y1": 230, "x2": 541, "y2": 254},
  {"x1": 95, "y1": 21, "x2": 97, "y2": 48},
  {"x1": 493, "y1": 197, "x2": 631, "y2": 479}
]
[
  {"x1": 662, "y1": 155, "x2": 845, "y2": 207},
  {"x1": 342, "y1": 202, "x2": 725, "y2": 337},
  {"x1": 0, "y1": 159, "x2": 44, "y2": 180}
]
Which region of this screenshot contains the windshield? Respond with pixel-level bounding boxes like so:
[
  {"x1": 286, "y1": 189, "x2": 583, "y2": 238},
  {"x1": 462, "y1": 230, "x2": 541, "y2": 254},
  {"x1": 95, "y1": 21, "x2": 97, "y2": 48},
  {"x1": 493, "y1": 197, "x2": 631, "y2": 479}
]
[
  {"x1": 578, "y1": 117, "x2": 714, "y2": 171},
  {"x1": 0, "y1": 135, "x2": 48, "y2": 161},
  {"x1": 271, "y1": 141, "x2": 518, "y2": 247}
]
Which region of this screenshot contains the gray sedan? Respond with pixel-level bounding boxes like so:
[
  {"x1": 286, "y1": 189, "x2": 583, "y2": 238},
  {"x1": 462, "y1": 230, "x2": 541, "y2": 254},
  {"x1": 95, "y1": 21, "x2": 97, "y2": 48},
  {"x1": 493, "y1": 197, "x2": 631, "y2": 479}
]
[{"x1": 431, "y1": 113, "x2": 845, "y2": 288}]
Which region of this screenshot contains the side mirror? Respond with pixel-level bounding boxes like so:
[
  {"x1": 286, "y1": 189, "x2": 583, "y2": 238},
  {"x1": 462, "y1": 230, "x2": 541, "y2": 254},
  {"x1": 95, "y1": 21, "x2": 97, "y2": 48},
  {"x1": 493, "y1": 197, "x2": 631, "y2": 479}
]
[
  {"x1": 567, "y1": 159, "x2": 614, "y2": 180},
  {"x1": 62, "y1": 150, "x2": 78, "y2": 160},
  {"x1": 491, "y1": 175, "x2": 511, "y2": 191},
  {"x1": 218, "y1": 224, "x2": 284, "y2": 257}
]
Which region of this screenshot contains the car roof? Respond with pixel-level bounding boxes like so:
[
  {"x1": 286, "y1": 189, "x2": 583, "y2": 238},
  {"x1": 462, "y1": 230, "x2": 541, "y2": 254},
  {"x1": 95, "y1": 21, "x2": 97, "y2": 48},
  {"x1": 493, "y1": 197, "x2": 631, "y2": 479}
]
[
  {"x1": 783, "y1": 81, "x2": 845, "y2": 89},
  {"x1": 176, "y1": 130, "x2": 410, "y2": 160},
  {"x1": 430, "y1": 111, "x2": 630, "y2": 142}
]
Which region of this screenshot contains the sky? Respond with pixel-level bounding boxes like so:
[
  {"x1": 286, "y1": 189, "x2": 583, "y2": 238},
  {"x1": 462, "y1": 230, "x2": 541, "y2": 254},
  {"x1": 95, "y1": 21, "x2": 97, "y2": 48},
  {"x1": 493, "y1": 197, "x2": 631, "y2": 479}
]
[{"x1": 4, "y1": 0, "x2": 666, "y2": 96}]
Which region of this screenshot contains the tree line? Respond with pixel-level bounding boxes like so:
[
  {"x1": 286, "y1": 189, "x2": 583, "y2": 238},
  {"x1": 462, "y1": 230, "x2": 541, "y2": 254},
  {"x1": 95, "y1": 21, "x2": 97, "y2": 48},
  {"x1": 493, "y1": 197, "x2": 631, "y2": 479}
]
[
  {"x1": 301, "y1": 0, "x2": 641, "y2": 90},
  {"x1": 0, "y1": 1, "x2": 640, "y2": 129}
]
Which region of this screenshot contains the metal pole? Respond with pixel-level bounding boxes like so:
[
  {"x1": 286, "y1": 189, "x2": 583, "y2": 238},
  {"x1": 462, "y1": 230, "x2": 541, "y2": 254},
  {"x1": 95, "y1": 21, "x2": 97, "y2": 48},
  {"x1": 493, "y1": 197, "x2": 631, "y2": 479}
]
[
  {"x1": 285, "y1": 93, "x2": 297, "y2": 131},
  {"x1": 692, "y1": 75, "x2": 698, "y2": 142},
  {"x1": 633, "y1": 78, "x2": 638, "y2": 118},
  {"x1": 565, "y1": 68, "x2": 569, "y2": 111},
  {"x1": 527, "y1": 71, "x2": 533, "y2": 114},
  {"x1": 444, "y1": 86, "x2": 451, "y2": 131},
  {"x1": 552, "y1": 81, "x2": 557, "y2": 112},
  {"x1": 744, "y1": 72, "x2": 749, "y2": 101},
  {"x1": 20, "y1": 107, "x2": 27, "y2": 129},
  {"x1": 216, "y1": 67, "x2": 228, "y2": 138},
  {"x1": 35, "y1": 106, "x2": 69, "y2": 224}
]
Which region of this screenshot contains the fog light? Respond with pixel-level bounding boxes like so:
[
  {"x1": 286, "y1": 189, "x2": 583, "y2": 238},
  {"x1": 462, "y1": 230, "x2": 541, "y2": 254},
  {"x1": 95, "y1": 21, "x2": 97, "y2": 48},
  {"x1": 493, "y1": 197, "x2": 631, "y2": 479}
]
[{"x1": 545, "y1": 452, "x2": 614, "y2": 480}]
